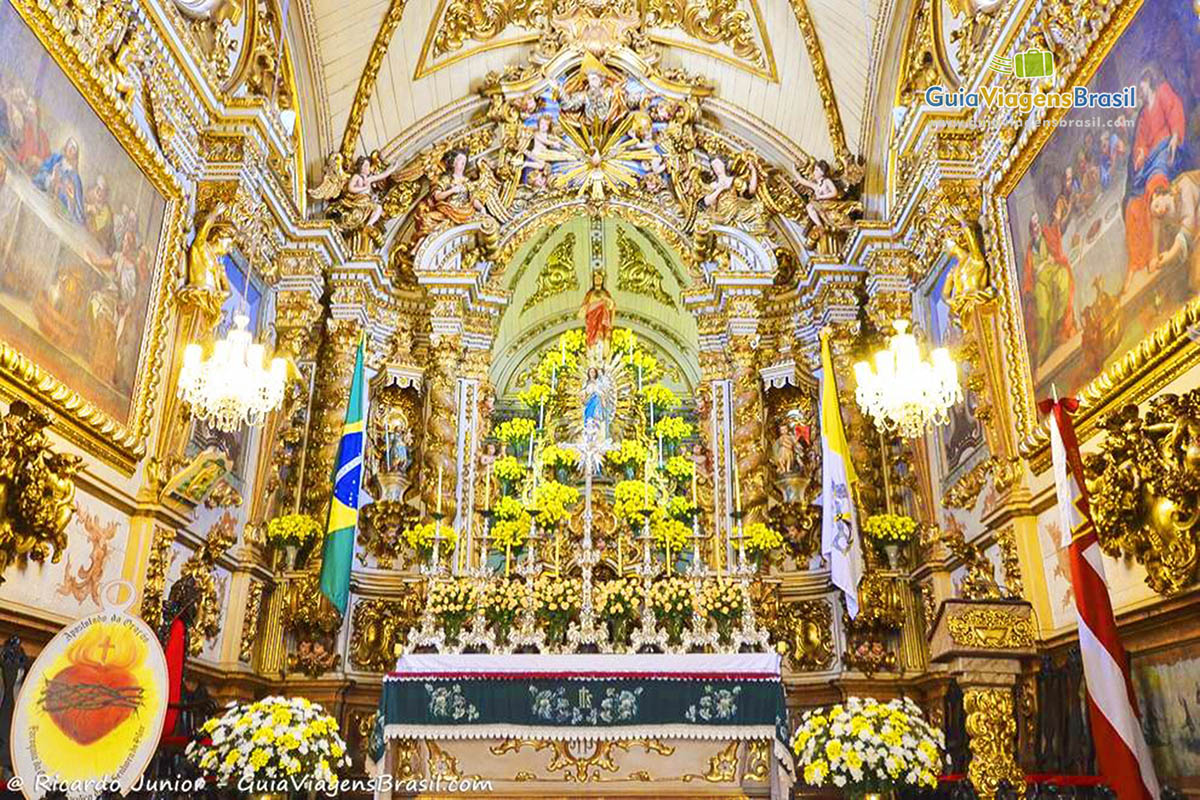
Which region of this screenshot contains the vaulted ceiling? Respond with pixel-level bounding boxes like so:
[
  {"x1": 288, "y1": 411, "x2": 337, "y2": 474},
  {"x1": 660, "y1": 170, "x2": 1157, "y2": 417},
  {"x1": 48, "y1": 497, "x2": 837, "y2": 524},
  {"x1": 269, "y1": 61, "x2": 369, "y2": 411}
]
[{"x1": 296, "y1": 0, "x2": 886, "y2": 168}]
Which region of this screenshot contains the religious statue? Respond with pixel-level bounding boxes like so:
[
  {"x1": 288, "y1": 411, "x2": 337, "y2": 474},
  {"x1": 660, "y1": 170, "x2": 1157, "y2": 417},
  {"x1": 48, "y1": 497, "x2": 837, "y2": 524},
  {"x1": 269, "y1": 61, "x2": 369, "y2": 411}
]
[
  {"x1": 183, "y1": 202, "x2": 234, "y2": 321},
  {"x1": 771, "y1": 422, "x2": 798, "y2": 475},
  {"x1": 559, "y1": 55, "x2": 625, "y2": 127},
  {"x1": 582, "y1": 366, "x2": 616, "y2": 440},
  {"x1": 941, "y1": 205, "x2": 994, "y2": 316},
  {"x1": 523, "y1": 114, "x2": 566, "y2": 180},
  {"x1": 694, "y1": 153, "x2": 769, "y2": 235},
  {"x1": 578, "y1": 269, "x2": 615, "y2": 351},
  {"x1": 414, "y1": 149, "x2": 485, "y2": 239},
  {"x1": 309, "y1": 152, "x2": 401, "y2": 251}
]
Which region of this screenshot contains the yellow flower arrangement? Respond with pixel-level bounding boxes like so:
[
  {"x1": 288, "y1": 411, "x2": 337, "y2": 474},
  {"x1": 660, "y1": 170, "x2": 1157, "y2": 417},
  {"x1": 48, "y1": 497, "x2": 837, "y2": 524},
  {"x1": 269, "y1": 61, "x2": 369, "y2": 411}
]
[
  {"x1": 266, "y1": 513, "x2": 322, "y2": 547},
  {"x1": 597, "y1": 578, "x2": 640, "y2": 646},
  {"x1": 490, "y1": 517, "x2": 530, "y2": 551},
  {"x1": 427, "y1": 578, "x2": 477, "y2": 642},
  {"x1": 791, "y1": 696, "x2": 944, "y2": 792},
  {"x1": 631, "y1": 349, "x2": 658, "y2": 376},
  {"x1": 666, "y1": 495, "x2": 697, "y2": 521},
  {"x1": 559, "y1": 328, "x2": 587, "y2": 354},
  {"x1": 742, "y1": 522, "x2": 783, "y2": 555},
  {"x1": 698, "y1": 579, "x2": 744, "y2": 639},
  {"x1": 611, "y1": 328, "x2": 638, "y2": 354},
  {"x1": 613, "y1": 480, "x2": 656, "y2": 527},
  {"x1": 536, "y1": 349, "x2": 580, "y2": 383},
  {"x1": 534, "y1": 575, "x2": 581, "y2": 645},
  {"x1": 493, "y1": 495, "x2": 526, "y2": 521},
  {"x1": 495, "y1": 417, "x2": 537, "y2": 445},
  {"x1": 481, "y1": 579, "x2": 526, "y2": 639},
  {"x1": 518, "y1": 382, "x2": 552, "y2": 410},
  {"x1": 403, "y1": 521, "x2": 458, "y2": 556},
  {"x1": 187, "y1": 696, "x2": 350, "y2": 788},
  {"x1": 654, "y1": 416, "x2": 693, "y2": 441},
  {"x1": 540, "y1": 444, "x2": 579, "y2": 469},
  {"x1": 664, "y1": 455, "x2": 694, "y2": 482},
  {"x1": 649, "y1": 577, "x2": 695, "y2": 644},
  {"x1": 532, "y1": 480, "x2": 580, "y2": 528},
  {"x1": 640, "y1": 383, "x2": 679, "y2": 411},
  {"x1": 494, "y1": 455, "x2": 527, "y2": 483},
  {"x1": 605, "y1": 438, "x2": 649, "y2": 468},
  {"x1": 651, "y1": 516, "x2": 690, "y2": 552},
  {"x1": 862, "y1": 513, "x2": 918, "y2": 543}
]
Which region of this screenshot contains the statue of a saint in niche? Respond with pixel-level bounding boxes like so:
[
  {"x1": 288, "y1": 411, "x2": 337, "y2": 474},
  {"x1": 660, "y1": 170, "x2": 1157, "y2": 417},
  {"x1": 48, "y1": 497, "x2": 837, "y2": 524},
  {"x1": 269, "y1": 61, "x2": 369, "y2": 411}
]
[{"x1": 579, "y1": 269, "x2": 615, "y2": 351}]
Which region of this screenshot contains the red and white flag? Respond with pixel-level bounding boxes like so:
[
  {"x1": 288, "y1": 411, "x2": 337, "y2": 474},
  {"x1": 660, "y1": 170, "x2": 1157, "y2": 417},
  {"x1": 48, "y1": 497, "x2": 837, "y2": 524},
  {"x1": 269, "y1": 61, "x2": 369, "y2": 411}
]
[{"x1": 1044, "y1": 397, "x2": 1159, "y2": 800}]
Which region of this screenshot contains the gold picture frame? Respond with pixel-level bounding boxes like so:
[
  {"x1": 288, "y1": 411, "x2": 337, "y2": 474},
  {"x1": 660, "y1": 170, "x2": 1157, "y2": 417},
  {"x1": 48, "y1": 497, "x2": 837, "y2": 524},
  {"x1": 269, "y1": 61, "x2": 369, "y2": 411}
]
[
  {"x1": 992, "y1": 0, "x2": 1200, "y2": 467},
  {"x1": 0, "y1": 0, "x2": 184, "y2": 474}
]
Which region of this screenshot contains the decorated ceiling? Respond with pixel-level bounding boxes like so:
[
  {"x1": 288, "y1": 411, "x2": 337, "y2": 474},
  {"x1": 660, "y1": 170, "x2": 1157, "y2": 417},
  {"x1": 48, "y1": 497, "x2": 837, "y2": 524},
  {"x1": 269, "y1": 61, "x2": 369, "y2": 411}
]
[{"x1": 298, "y1": 0, "x2": 884, "y2": 167}]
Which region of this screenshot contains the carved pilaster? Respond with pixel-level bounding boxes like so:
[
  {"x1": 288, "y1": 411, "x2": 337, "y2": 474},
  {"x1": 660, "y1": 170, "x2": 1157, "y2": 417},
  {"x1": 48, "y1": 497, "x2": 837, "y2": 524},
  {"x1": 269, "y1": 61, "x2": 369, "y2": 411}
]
[
  {"x1": 729, "y1": 334, "x2": 767, "y2": 525},
  {"x1": 423, "y1": 334, "x2": 463, "y2": 520},
  {"x1": 963, "y1": 688, "x2": 1024, "y2": 800},
  {"x1": 863, "y1": 248, "x2": 916, "y2": 331},
  {"x1": 302, "y1": 318, "x2": 361, "y2": 515}
]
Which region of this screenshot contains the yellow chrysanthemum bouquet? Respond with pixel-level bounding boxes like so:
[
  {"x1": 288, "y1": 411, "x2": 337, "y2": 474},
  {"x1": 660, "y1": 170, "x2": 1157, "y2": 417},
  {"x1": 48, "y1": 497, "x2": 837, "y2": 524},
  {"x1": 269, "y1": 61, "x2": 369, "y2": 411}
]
[
  {"x1": 403, "y1": 521, "x2": 457, "y2": 561},
  {"x1": 862, "y1": 513, "x2": 917, "y2": 569},
  {"x1": 613, "y1": 480, "x2": 657, "y2": 529},
  {"x1": 187, "y1": 696, "x2": 350, "y2": 789},
  {"x1": 532, "y1": 480, "x2": 580, "y2": 530},
  {"x1": 540, "y1": 443, "x2": 579, "y2": 482},
  {"x1": 495, "y1": 417, "x2": 537, "y2": 457},
  {"x1": 791, "y1": 696, "x2": 944, "y2": 794},
  {"x1": 481, "y1": 579, "x2": 527, "y2": 645},
  {"x1": 265, "y1": 513, "x2": 322, "y2": 569},
  {"x1": 605, "y1": 439, "x2": 649, "y2": 479},
  {"x1": 742, "y1": 522, "x2": 783, "y2": 568}
]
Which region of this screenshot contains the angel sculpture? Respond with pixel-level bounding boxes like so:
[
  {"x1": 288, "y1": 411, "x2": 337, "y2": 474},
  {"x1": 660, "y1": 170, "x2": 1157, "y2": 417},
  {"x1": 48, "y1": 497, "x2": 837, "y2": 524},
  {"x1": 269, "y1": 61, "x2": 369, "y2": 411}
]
[
  {"x1": 309, "y1": 152, "x2": 401, "y2": 249},
  {"x1": 413, "y1": 150, "x2": 487, "y2": 240},
  {"x1": 793, "y1": 159, "x2": 864, "y2": 252},
  {"x1": 694, "y1": 153, "x2": 768, "y2": 236}
]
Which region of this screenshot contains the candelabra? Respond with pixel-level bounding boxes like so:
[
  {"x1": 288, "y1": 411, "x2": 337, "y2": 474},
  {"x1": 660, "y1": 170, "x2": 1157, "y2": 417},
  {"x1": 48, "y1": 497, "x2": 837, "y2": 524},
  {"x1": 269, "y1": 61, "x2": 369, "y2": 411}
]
[{"x1": 853, "y1": 319, "x2": 962, "y2": 439}]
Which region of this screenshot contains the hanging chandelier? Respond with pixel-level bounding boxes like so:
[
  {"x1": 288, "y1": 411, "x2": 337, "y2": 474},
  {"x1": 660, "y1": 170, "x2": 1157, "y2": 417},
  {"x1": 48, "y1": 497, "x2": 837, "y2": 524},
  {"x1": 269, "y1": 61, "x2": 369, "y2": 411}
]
[
  {"x1": 177, "y1": 314, "x2": 288, "y2": 432},
  {"x1": 852, "y1": 320, "x2": 962, "y2": 439}
]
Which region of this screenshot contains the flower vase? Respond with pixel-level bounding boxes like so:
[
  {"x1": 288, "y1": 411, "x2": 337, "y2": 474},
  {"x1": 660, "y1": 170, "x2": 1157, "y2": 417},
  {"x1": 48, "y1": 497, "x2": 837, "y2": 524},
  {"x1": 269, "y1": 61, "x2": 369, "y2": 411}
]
[
  {"x1": 511, "y1": 440, "x2": 529, "y2": 460},
  {"x1": 882, "y1": 543, "x2": 902, "y2": 570},
  {"x1": 665, "y1": 440, "x2": 678, "y2": 458},
  {"x1": 499, "y1": 477, "x2": 514, "y2": 497},
  {"x1": 443, "y1": 618, "x2": 464, "y2": 647},
  {"x1": 546, "y1": 620, "x2": 567, "y2": 648},
  {"x1": 285, "y1": 544, "x2": 298, "y2": 571},
  {"x1": 609, "y1": 617, "x2": 630, "y2": 648},
  {"x1": 715, "y1": 619, "x2": 735, "y2": 648},
  {"x1": 664, "y1": 619, "x2": 684, "y2": 647},
  {"x1": 555, "y1": 465, "x2": 572, "y2": 484},
  {"x1": 623, "y1": 464, "x2": 638, "y2": 481}
]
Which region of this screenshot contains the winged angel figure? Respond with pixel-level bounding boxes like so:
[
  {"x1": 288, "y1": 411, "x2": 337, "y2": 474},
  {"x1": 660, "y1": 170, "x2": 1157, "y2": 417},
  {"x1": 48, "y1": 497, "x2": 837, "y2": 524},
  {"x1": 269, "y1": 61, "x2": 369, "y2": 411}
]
[{"x1": 308, "y1": 152, "x2": 400, "y2": 251}]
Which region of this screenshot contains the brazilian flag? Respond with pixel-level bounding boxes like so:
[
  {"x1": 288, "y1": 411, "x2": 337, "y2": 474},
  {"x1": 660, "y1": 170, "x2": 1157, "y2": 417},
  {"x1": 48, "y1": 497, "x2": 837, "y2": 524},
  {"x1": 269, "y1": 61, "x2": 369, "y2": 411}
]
[{"x1": 319, "y1": 333, "x2": 366, "y2": 615}]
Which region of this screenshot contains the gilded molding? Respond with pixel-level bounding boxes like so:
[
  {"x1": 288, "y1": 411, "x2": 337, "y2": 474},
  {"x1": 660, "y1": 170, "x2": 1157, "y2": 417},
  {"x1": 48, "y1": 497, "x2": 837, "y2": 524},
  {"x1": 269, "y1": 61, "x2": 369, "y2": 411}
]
[
  {"x1": 616, "y1": 226, "x2": 676, "y2": 308},
  {"x1": 239, "y1": 579, "x2": 265, "y2": 663},
  {"x1": 339, "y1": 0, "x2": 410, "y2": 161},
  {"x1": 139, "y1": 526, "x2": 177, "y2": 629},
  {"x1": 946, "y1": 607, "x2": 1034, "y2": 649},
  {"x1": 522, "y1": 232, "x2": 579, "y2": 312},
  {"x1": 963, "y1": 687, "x2": 1024, "y2": 800},
  {"x1": 785, "y1": 0, "x2": 849, "y2": 161}
]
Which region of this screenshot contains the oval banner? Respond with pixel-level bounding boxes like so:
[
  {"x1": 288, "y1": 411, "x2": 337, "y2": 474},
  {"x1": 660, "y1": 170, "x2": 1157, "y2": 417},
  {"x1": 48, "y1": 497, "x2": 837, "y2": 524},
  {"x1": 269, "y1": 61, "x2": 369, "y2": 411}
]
[{"x1": 10, "y1": 581, "x2": 168, "y2": 799}]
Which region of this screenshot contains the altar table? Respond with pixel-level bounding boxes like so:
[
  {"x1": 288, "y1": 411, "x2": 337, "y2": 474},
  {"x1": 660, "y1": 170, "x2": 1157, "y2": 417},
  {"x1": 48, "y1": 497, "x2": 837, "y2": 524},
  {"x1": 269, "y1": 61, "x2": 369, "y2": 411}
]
[{"x1": 376, "y1": 653, "x2": 795, "y2": 798}]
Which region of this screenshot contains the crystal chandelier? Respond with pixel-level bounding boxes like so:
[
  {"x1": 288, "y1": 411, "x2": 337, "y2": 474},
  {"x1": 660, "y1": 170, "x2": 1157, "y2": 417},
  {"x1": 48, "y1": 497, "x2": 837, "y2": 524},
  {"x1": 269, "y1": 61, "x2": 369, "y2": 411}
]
[
  {"x1": 852, "y1": 320, "x2": 962, "y2": 439},
  {"x1": 178, "y1": 314, "x2": 288, "y2": 432}
]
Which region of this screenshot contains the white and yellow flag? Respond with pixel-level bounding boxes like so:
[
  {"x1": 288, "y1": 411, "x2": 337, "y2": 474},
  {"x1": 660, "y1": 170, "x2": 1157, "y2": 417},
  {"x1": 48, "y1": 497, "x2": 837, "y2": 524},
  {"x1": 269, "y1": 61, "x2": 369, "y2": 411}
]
[{"x1": 819, "y1": 331, "x2": 864, "y2": 618}]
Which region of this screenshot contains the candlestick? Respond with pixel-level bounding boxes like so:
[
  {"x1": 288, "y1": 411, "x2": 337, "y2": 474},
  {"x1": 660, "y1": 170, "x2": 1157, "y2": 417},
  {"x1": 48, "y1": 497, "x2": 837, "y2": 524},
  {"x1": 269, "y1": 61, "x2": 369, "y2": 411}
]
[
  {"x1": 505, "y1": 542, "x2": 512, "y2": 578},
  {"x1": 638, "y1": 364, "x2": 643, "y2": 391},
  {"x1": 432, "y1": 518, "x2": 442, "y2": 569},
  {"x1": 657, "y1": 434, "x2": 663, "y2": 466},
  {"x1": 436, "y1": 466, "x2": 444, "y2": 514},
  {"x1": 733, "y1": 457, "x2": 741, "y2": 514},
  {"x1": 560, "y1": 337, "x2": 565, "y2": 362},
  {"x1": 555, "y1": 529, "x2": 561, "y2": 576},
  {"x1": 528, "y1": 432, "x2": 537, "y2": 468},
  {"x1": 618, "y1": 534, "x2": 624, "y2": 574},
  {"x1": 539, "y1": 398, "x2": 545, "y2": 430},
  {"x1": 691, "y1": 468, "x2": 698, "y2": 505},
  {"x1": 485, "y1": 462, "x2": 494, "y2": 511}
]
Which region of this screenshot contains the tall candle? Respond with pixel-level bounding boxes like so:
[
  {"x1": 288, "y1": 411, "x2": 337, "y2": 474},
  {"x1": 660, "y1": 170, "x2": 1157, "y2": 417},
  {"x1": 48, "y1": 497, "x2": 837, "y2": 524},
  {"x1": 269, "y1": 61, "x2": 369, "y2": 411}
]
[
  {"x1": 436, "y1": 465, "x2": 444, "y2": 514},
  {"x1": 528, "y1": 432, "x2": 537, "y2": 468},
  {"x1": 691, "y1": 467, "x2": 698, "y2": 505},
  {"x1": 733, "y1": 458, "x2": 741, "y2": 513},
  {"x1": 638, "y1": 364, "x2": 643, "y2": 391},
  {"x1": 539, "y1": 398, "x2": 545, "y2": 430},
  {"x1": 485, "y1": 462, "x2": 494, "y2": 511}
]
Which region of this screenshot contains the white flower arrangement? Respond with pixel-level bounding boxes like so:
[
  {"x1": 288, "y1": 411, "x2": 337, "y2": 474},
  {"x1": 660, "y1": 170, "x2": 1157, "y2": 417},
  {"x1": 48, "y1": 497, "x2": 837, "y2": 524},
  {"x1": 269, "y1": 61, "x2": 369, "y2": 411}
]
[
  {"x1": 187, "y1": 695, "x2": 351, "y2": 788},
  {"x1": 791, "y1": 696, "x2": 944, "y2": 793}
]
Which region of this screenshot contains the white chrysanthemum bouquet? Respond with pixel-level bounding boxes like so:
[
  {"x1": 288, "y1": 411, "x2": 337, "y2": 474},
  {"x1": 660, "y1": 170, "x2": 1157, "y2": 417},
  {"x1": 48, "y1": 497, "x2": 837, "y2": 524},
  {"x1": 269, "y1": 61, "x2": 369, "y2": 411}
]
[
  {"x1": 791, "y1": 696, "x2": 944, "y2": 793},
  {"x1": 187, "y1": 695, "x2": 351, "y2": 788}
]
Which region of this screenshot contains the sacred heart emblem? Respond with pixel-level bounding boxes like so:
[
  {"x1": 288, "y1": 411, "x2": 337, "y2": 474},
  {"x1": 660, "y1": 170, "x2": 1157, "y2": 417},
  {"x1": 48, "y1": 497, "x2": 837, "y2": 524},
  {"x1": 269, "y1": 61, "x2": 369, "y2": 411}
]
[{"x1": 40, "y1": 635, "x2": 144, "y2": 744}]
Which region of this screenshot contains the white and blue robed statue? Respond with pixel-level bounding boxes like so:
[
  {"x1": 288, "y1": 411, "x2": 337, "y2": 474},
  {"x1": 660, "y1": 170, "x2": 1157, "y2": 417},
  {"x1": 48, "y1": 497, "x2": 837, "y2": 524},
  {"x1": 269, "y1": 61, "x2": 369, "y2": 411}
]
[{"x1": 582, "y1": 365, "x2": 616, "y2": 443}]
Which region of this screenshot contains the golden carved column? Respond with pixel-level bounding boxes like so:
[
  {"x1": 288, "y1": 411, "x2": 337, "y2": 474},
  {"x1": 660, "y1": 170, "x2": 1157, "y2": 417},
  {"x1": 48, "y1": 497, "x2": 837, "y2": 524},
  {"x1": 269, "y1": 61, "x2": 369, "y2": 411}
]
[
  {"x1": 302, "y1": 318, "x2": 361, "y2": 515},
  {"x1": 422, "y1": 333, "x2": 463, "y2": 520},
  {"x1": 729, "y1": 332, "x2": 767, "y2": 525},
  {"x1": 930, "y1": 599, "x2": 1036, "y2": 800}
]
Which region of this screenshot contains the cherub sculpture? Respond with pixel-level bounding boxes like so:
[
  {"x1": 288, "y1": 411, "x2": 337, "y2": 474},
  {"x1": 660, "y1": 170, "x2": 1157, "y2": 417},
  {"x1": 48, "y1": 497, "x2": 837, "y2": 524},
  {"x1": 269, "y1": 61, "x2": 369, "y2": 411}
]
[{"x1": 309, "y1": 151, "x2": 401, "y2": 251}]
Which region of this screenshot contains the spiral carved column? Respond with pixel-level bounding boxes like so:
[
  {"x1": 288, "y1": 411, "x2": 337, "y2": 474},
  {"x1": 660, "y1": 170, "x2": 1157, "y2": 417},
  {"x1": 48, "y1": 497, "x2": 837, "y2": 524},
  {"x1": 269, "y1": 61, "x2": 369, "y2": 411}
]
[
  {"x1": 302, "y1": 318, "x2": 361, "y2": 516},
  {"x1": 422, "y1": 333, "x2": 462, "y2": 520},
  {"x1": 730, "y1": 334, "x2": 767, "y2": 525}
]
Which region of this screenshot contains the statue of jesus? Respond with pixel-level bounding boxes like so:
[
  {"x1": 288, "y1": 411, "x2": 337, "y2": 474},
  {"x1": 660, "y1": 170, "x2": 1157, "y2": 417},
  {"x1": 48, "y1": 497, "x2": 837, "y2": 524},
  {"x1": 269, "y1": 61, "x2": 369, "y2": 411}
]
[{"x1": 579, "y1": 269, "x2": 615, "y2": 351}]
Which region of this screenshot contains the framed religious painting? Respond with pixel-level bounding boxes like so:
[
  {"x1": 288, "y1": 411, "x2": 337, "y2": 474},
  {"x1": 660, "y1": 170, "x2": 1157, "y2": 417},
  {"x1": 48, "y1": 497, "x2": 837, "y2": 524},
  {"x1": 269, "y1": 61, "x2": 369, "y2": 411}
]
[
  {"x1": 999, "y1": 0, "x2": 1200, "y2": 457},
  {"x1": 921, "y1": 255, "x2": 988, "y2": 491},
  {"x1": 0, "y1": 0, "x2": 182, "y2": 471}
]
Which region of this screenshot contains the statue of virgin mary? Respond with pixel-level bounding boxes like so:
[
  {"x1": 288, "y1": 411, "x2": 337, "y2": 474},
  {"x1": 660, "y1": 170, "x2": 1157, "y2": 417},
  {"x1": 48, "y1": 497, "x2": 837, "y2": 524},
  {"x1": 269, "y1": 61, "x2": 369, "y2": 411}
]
[{"x1": 582, "y1": 365, "x2": 616, "y2": 439}]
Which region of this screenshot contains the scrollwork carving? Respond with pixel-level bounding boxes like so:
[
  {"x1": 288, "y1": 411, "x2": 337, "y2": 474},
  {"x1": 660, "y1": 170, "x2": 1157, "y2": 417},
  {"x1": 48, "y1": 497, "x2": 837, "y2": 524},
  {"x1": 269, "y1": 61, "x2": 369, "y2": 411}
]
[
  {"x1": 349, "y1": 593, "x2": 424, "y2": 672},
  {"x1": 946, "y1": 607, "x2": 1034, "y2": 649},
  {"x1": 963, "y1": 687, "x2": 1024, "y2": 800},
  {"x1": 0, "y1": 402, "x2": 82, "y2": 583},
  {"x1": 1084, "y1": 390, "x2": 1200, "y2": 595}
]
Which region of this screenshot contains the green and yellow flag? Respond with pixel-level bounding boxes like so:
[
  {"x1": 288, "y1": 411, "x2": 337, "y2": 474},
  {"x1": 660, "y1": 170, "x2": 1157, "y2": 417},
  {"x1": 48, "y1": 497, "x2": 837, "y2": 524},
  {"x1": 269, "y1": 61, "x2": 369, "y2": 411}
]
[{"x1": 319, "y1": 333, "x2": 367, "y2": 615}]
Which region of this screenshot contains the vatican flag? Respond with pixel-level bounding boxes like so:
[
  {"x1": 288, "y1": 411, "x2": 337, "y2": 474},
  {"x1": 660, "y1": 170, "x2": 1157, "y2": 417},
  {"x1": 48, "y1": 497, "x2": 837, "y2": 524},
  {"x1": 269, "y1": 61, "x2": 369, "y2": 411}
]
[
  {"x1": 819, "y1": 330, "x2": 864, "y2": 618},
  {"x1": 319, "y1": 333, "x2": 367, "y2": 616}
]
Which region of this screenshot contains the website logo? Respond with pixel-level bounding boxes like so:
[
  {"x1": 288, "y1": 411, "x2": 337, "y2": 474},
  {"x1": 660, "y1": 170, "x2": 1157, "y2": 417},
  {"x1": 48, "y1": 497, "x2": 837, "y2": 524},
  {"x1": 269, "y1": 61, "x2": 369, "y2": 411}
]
[{"x1": 989, "y1": 49, "x2": 1056, "y2": 80}]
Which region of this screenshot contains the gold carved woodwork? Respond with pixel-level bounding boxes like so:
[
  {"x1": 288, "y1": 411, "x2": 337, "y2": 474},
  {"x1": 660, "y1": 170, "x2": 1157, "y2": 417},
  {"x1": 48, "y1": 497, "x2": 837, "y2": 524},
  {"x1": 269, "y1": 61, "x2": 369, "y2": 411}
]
[
  {"x1": 430, "y1": 0, "x2": 547, "y2": 58},
  {"x1": 681, "y1": 739, "x2": 740, "y2": 783},
  {"x1": 490, "y1": 738, "x2": 676, "y2": 783},
  {"x1": 139, "y1": 526, "x2": 177, "y2": 629},
  {"x1": 427, "y1": 741, "x2": 483, "y2": 781},
  {"x1": 1084, "y1": 391, "x2": 1200, "y2": 595},
  {"x1": 349, "y1": 593, "x2": 425, "y2": 672},
  {"x1": 946, "y1": 607, "x2": 1034, "y2": 649},
  {"x1": 0, "y1": 402, "x2": 83, "y2": 583},
  {"x1": 358, "y1": 501, "x2": 419, "y2": 569},
  {"x1": 303, "y1": 320, "x2": 362, "y2": 515},
  {"x1": 523, "y1": 232, "x2": 579, "y2": 312},
  {"x1": 941, "y1": 520, "x2": 1004, "y2": 600},
  {"x1": 745, "y1": 739, "x2": 770, "y2": 782},
  {"x1": 644, "y1": 0, "x2": 766, "y2": 69},
  {"x1": 753, "y1": 585, "x2": 834, "y2": 671},
  {"x1": 179, "y1": 512, "x2": 238, "y2": 655},
  {"x1": 616, "y1": 226, "x2": 675, "y2": 308},
  {"x1": 239, "y1": 579, "x2": 265, "y2": 663},
  {"x1": 288, "y1": 639, "x2": 341, "y2": 677},
  {"x1": 730, "y1": 334, "x2": 767, "y2": 524},
  {"x1": 282, "y1": 571, "x2": 343, "y2": 637},
  {"x1": 423, "y1": 335, "x2": 463, "y2": 521},
  {"x1": 784, "y1": 0, "x2": 848, "y2": 161},
  {"x1": 963, "y1": 687, "x2": 1024, "y2": 800}
]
